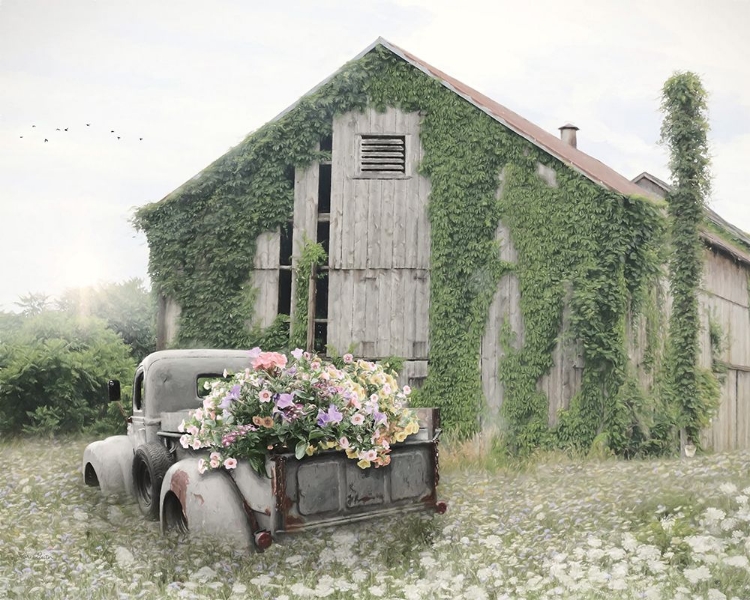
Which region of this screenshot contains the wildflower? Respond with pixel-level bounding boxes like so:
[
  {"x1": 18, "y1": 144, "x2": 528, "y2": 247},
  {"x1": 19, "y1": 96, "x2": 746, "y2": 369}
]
[
  {"x1": 223, "y1": 458, "x2": 237, "y2": 470},
  {"x1": 683, "y1": 565, "x2": 712, "y2": 584},
  {"x1": 218, "y1": 385, "x2": 241, "y2": 410},
  {"x1": 317, "y1": 404, "x2": 343, "y2": 427},
  {"x1": 252, "y1": 351, "x2": 287, "y2": 371},
  {"x1": 276, "y1": 393, "x2": 295, "y2": 409}
]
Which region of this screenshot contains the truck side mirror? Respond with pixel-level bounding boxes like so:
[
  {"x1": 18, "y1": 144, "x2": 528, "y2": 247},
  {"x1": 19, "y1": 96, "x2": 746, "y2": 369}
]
[{"x1": 108, "y1": 380, "x2": 121, "y2": 402}]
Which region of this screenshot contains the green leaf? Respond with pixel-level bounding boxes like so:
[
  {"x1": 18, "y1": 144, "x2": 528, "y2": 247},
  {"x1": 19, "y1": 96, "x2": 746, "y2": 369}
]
[{"x1": 295, "y1": 440, "x2": 307, "y2": 460}]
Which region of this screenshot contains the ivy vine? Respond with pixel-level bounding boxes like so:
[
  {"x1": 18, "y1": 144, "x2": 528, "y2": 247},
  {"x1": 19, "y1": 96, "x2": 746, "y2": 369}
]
[
  {"x1": 134, "y1": 45, "x2": 719, "y2": 451},
  {"x1": 660, "y1": 72, "x2": 714, "y2": 446}
]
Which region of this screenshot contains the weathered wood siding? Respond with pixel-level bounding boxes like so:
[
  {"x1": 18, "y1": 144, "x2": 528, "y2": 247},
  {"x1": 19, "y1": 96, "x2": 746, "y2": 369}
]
[
  {"x1": 327, "y1": 107, "x2": 431, "y2": 360},
  {"x1": 698, "y1": 249, "x2": 750, "y2": 451},
  {"x1": 250, "y1": 230, "x2": 281, "y2": 329}
]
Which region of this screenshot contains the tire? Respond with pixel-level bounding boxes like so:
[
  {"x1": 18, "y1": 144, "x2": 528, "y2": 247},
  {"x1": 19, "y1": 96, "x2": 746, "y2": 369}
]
[{"x1": 132, "y1": 442, "x2": 174, "y2": 520}]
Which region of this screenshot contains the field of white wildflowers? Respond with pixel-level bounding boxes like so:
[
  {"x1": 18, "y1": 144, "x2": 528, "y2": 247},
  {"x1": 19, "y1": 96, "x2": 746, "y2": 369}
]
[{"x1": 3, "y1": 438, "x2": 750, "y2": 600}]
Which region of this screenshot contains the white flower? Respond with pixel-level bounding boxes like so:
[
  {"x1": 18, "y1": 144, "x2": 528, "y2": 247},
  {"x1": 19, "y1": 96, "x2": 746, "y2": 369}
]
[
  {"x1": 703, "y1": 507, "x2": 726, "y2": 524},
  {"x1": 368, "y1": 585, "x2": 384, "y2": 597},
  {"x1": 708, "y1": 589, "x2": 727, "y2": 600},
  {"x1": 724, "y1": 555, "x2": 749, "y2": 568},
  {"x1": 719, "y1": 483, "x2": 738, "y2": 495},
  {"x1": 683, "y1": 565, "x2": 712, "y2": 584}
]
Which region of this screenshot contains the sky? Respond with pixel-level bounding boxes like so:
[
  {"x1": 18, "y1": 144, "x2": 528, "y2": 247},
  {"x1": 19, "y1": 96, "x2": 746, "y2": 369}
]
[{"x1": 1, "y1": 0, "x2": 749, "y2": 311}]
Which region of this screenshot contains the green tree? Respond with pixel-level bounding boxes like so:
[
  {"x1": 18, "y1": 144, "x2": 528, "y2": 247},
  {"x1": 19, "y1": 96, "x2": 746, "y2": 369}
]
[
  {"x1": 14, "y1": 292, "x2": 49, "y2": 317},
  {"x1": 0, "y1": 311, "x2": 135, "y2": 436},
  {"x1": 57, "y1": 278, "x2": 156, "y2": 361},
  {"x1": 660, "y1": 72, "x2": 712, "y2": 449}
]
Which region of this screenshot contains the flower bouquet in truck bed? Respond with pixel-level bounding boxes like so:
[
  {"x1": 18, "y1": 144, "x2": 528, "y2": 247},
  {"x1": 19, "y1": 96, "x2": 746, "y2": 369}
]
[{"x1": 178, "y1": 348, "x2": 421, "y2": 474}]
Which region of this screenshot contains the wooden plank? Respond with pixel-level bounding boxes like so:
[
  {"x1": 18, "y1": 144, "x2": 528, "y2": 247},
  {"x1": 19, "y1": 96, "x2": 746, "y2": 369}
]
[
  {"x1": 415, "y1": 134, "x2": 431, "y2": 271},
  {"x1": 348, "y1": 270, "x2": 365, "y2": 356},
  {"x1": 363, "y1": 270, "x2": 379, "y2": 358},
  {"x1": 377, "y1": 270, "x2": 392, "y2": 357},
  {"x1": 414, "y1": 271, "x2": 430, "y2": 358},
  {"x1": 738, "y1": 371, "x2": 750, "y2": 449},
  {"x1": 389, "y1": 269, "x2": 405, "y2": 357},
  {"x1": 330, "y1": 115, "x2": 347, "y2": 270}
]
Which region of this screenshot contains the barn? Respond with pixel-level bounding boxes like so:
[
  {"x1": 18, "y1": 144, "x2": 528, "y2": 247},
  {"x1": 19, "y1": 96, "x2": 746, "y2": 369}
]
[{"x1": 135, "y1": 38, "x2": 750, "y2": 451}]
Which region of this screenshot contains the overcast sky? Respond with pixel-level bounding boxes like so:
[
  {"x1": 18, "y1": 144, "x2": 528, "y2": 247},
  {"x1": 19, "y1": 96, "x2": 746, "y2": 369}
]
[{"x1": 1, "y1": 0, "x2": 749, "y2": 311}]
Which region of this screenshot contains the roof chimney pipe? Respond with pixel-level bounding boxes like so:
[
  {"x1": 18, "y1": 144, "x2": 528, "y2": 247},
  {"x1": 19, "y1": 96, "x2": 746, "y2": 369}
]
[{"x1": 558, "y1": 123, "x2": 579, "y2": 149}]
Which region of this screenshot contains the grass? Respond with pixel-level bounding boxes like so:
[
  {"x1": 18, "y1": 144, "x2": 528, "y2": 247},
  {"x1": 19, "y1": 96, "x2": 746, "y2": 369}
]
[{"x1": 3, "y1": 437, "x2": 750, "y2": 599}]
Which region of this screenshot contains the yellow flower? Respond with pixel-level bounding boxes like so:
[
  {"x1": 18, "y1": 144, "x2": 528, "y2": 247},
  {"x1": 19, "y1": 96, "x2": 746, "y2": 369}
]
[
  {"x1": 357, "y1": 459, "x2": 371, "y2": 469},
  {"x1": 305, "y1": 444, "x2": 315, "y2": 456},
  {"x1": 395, "y1": 431, "x2": 407, "y2": 443},
  {"x1": 407, "y1": 421, "x2": 420, "y2": 435},
  {"x1": 345, "y1": 448, "x2": 358, "y2": 459}
]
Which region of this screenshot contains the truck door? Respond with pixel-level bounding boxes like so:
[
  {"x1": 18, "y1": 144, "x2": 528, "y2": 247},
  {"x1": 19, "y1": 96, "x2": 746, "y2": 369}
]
[{"x1": 128, "y1": 367, "x2": 147, "y2": 447}]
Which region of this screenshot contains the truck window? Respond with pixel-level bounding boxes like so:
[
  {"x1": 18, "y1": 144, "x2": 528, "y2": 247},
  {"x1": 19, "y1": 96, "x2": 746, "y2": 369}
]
[
  {"x1": 133, "y1": 370, "x2": 145, "y2": 411},
  {"x1": 197, "y1": 374, "x2": 226, "y2": 398}
]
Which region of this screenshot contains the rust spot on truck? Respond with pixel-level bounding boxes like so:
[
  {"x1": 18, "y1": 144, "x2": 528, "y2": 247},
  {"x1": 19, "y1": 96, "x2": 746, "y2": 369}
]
[{"x1": 171, "y1": 469, "x2": 189, "y2": 510}]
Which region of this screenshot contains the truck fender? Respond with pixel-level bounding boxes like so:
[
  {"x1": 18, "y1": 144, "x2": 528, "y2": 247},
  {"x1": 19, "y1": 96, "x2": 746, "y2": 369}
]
[
  {"x1": 82, "y1": 436, "x2": 134, "y2": 496},
  {"x1": 160, "y1": 458, "x2": 253, "y2": 552}
]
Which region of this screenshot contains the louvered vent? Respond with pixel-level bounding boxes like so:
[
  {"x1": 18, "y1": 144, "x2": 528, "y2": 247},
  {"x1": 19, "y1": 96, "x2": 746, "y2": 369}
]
[{"x1": 359, "y1": 135, "x2": 406, "y2": 175}]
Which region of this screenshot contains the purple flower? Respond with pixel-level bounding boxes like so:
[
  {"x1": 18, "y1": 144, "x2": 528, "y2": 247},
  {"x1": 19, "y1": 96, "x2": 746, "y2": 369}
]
[
  {"x1": 218, "y1": 384, "x2": 241, "y2": 410},
  {"x1": 248, "y1": 347, "x2": 262, "y2": 359},
  {"x1": 373, "y1": 411, "x2": 388, "y2": 425},
  {"x1": 276, "y1": 393, "x2": 295, "y2": 409},
  {"x1": 316, "y1": 403, "x2": 344, "y2": 427}
]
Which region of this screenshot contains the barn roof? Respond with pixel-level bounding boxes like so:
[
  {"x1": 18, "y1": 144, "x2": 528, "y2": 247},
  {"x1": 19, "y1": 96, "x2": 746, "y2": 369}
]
[
  {"x1": 378, "y1": 39, "x2": 656, "y2": 201},
  {"x1": 262, "y1": 37, "x2": 659, "y2": 202}
]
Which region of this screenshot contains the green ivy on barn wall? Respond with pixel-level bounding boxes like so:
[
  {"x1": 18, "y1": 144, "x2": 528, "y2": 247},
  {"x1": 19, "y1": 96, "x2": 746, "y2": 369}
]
[{"x1": 135, "y1": 46, "x2": 719, "y2": 451}]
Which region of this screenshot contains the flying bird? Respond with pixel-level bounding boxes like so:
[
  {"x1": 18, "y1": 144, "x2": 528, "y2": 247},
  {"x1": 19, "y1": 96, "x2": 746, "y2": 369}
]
[
  {"x1": 86, "y1": 123, "x2": 90, "y2": 126},
  {"x1": 139, "y1": 138, "x2": 143, "y2": 141},
  {"x1": 110, "y1": 130, "x2": 115, "y2": 133},
  {"x1": 56, "y1": 128, "x2": 60, "y2": 131},
  {"x1": 64, "y1": 128, "x2": 68, "y2": 131},
  {"x1": 44, "y1": 138, "x2": 48, "y2": 142},
  {"x1": 32, "y1": 125, "x2": 36, "y2": 128}
]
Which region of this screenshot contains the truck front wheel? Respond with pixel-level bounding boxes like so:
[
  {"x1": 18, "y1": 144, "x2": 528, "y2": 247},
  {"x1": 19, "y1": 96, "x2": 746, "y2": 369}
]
[{"x1": 132, "y1": 443, "x2": 174, "y2": 520}]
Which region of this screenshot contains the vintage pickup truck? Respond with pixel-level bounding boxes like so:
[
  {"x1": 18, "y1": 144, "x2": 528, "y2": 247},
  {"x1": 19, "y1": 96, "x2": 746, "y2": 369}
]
[{"x1": 82, "y1": 349, "x2": 444, "y2": 552}]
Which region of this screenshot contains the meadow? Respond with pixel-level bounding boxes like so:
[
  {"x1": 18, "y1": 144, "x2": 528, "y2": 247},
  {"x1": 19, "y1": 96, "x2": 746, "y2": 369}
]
[{"x1": 2, "y1": 437, "x2": 750, "y2": 599}]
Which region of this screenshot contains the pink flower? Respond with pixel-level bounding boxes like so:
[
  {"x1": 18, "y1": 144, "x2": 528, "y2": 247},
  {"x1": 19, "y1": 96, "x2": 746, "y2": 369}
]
[
  {"x1": 351, "y1": 413, "x2": 365, "y2": 426},
  {"x1": 210, "y1": 452, "x2": 221, "y2": 462},
  {"x1": 403, "y1": 385, "x2": 412, "y2": 395},
  {"x1": 194, "y1": 408, "x2": 204, "y2": 421},
  {"x1": 370, "y1": 394, "x2": 378, "y2": 402},
  {"x1": 339, "y1": 436, "x2": 350, "y2": 449},
  {"x1": 224, "y1": 458, "x2": 237, "y2": 469},
  {"x1": 382, "y1": 384, "x2": 392, "y2": 395},
  {"x1": 192, "y1": 439, "x2": 202, "y2": 450},
  {"x1": 291, "y1": 348, "x2": 304, "y2": 360},
  {"x1": 311, "y1": 361, "x2": 321, "y2": 370},
  {"x1": 178, "y1": 420, "x2": 185, "y2": 433},
  {"x1": 364, "y1": 449, "x2": 378, "y2": 462},
  {"x1": 198, "y1": 458, "x2": 207, "y2": 474},
  {"x1": 187, "y1": 425, "x2": 199, "y2": 436},
  {"x1": 259, "y1": 389, "x2": 273, "y2": 403},
  {"x1": 343, "y1": 353, "x2": 354, "y2": 364},
  {"x1": 210, "y1": 458, "x2": 220, "y2": 469},
  {"x1": 179, "y1": 435, "x2": 189, "y2": 448},
  {"x1": 248, "y1": 347, "x2": 262, "y2": 359},
  {"x1": 252, "y1": 351, "x2": 287, "y2": 371}
]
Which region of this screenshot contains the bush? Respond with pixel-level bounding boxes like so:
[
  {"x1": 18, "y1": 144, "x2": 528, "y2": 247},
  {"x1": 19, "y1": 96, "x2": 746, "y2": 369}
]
[{"x1": 0, "y1": 311, "x2": 136, "y2": 436}]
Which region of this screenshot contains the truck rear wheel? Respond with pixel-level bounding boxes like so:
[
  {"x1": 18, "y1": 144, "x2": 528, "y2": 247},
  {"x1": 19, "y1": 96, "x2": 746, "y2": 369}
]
[{"x1": 133, "y1": 442, "x2": 174, "y2": 520}]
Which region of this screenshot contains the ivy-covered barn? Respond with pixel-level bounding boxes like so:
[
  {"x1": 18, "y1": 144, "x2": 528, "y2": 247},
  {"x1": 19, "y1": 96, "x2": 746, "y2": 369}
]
[{"x1": 135, "y1": 38, "x2": 750, "y2": 453}]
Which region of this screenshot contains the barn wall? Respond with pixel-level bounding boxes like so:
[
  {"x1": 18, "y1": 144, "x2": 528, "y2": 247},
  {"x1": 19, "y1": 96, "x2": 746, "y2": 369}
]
[
  {"x1": 698, "y1": 248, "x2": 750, "y2": 451},
  {"x1": 327, "y1": 107, "x2": 431, "y2": 362}
]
